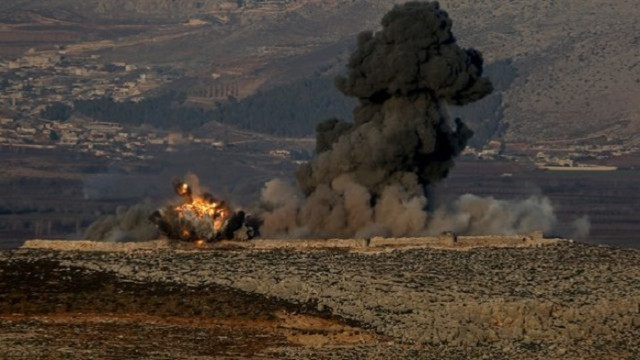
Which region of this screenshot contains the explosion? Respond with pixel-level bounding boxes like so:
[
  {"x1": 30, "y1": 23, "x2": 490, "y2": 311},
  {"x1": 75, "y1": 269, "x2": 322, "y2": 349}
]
[
  {"x1": 148, "y1": 177, "x2": 257, "y2": 243},
  {"x1": 85, "y1": 1, "x2": 588, "y2": 243}
]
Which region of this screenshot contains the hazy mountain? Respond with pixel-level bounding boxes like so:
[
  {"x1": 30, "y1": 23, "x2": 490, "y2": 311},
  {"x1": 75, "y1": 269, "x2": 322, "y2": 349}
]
[
  {"x1": 439, "y1": 0, "x2": 640, "y2": 147},
  {"x1": 1, "y1": 0, "x2": 638, "y2": 147}
]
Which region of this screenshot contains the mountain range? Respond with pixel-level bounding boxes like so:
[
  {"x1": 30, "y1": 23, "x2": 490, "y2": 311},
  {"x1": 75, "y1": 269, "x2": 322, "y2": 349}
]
[{"x1": 1, "y1": 0, "x2": 638, "y2": 148}]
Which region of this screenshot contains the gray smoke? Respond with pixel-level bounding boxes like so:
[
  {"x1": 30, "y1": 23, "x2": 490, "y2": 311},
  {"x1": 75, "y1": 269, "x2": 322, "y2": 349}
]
[
  {"x1": 84, "y1": 201, "x2": 159, "y2": 242},
  {"x1": 552, "y1": 214, "x2": 591, "y2": 241},
  {"x1": 262, "y1": 2, "x2": 495, "y2": 238},
  {"x1": 260, "y1": 179, "x2": 570, "y2": 238},
  {"x1": 569, "y1": 215, "x2": 591, "y2": 240},
  {"x1": 426, "y1": 194, "x2": 558, "y2": 236}
]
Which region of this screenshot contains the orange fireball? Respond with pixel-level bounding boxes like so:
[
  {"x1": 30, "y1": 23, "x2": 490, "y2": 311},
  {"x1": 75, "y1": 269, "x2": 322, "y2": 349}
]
[{"x1": 150, "y1": 177, "x2": 258, "y2": 243}]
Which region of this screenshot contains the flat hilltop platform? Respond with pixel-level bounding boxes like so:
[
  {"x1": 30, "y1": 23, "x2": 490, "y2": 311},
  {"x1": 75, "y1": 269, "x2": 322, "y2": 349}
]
[
  {"x1": 1, "y1": 239, "x2": 639, "y2": 359},
  {"x1": 20, "y1": 233, "x2": 564, "y2": 252}
]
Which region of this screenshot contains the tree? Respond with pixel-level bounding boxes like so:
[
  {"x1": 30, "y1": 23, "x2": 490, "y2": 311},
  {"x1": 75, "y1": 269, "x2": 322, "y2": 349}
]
[
  {"x1": 41, "y1": 103, "x2": 72, "y2": 121},
  {"x1": 49, "y1": 130, "x2": 60, "y2": 142}
]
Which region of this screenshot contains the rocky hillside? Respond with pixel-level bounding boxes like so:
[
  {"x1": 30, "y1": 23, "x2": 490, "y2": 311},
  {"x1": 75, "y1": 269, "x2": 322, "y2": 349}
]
[
  {"x1": 440, "y1": 0, "x2": 640, "y2": 146},
  {"x1": 1, "y1": 0, "x2": 639, "y2": 146},
  {"x1": 1, "y1": 241, "x2": 640, "y2": 359}
]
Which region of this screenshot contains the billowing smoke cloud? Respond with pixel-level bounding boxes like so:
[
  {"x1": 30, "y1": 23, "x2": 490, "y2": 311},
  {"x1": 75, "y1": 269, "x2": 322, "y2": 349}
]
[
  {"x1": 259, "y1": 2, "x2": 589, "y2": 239},
  {"x1": 427, "y1": 194, "x2": 558, "y2": 236},
  {"x1": 297, "y1": 2, "x2": 492, "y2": 198},
  {"x1": 259, "y1": 179, "x2": 570, "y2": 238},
  {"x1": 261, "y1": 2, "x2": 497, "y2": 238}
]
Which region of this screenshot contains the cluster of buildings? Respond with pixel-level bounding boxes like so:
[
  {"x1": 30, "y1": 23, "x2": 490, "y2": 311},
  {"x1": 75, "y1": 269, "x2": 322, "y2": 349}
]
[
  {"x1": 1, "y1": 47, "x2": 636, "y2": 169},
  {"x1": 237, "y1": 0, "x2": 294, "y2": 8},
  {"x1": 0, "y1": 116, "x2": 231, "y2": 161},
  {"x1": 0, "y1": 48, "x2": 195, "y2": 160},
  {"x1": 462, "y1": 138, "x2": 635, "y2": 170},
  {"x1": 0, "y1": 49, "x2": 178, "y2": 119},
  {"x1": 0, "y1": 119, "x2": 158, "y2": 160}
]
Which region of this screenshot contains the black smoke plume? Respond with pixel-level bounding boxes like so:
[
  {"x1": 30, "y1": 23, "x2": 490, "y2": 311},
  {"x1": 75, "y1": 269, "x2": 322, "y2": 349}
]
[
  {"x1": 297, "y1": 1, "x2": 492, "y2": 198},
  {"x1": 261, "y1": 1, "x2": 496, "y2": 238}
]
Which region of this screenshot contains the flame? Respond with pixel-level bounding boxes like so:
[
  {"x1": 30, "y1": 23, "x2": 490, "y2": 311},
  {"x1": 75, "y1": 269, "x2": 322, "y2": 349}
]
[
  {"x1": 177, "y1": 183, "x2": 190, "y2": 197},
  {"x1": 174, "y1": 194, "x2": 231, "y2": 241}
]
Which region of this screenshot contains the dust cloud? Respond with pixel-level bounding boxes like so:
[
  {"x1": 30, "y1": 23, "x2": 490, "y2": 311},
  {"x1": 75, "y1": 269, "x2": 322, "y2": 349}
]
[
  {"x1": 85, "y1": 201, "x2": 159, "y2": 242},
  {"x1": 259, "y1": 2, "x2": 588, "y2": 239}
]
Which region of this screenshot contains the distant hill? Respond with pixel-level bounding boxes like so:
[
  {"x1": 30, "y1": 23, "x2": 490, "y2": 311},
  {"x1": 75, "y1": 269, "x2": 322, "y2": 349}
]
[
  {"x1": 1, "y1": 0, "x2": 639, "y2": 148},
  {"x1": 440, "y1": 0, "x2": 640, "y2": 148}
]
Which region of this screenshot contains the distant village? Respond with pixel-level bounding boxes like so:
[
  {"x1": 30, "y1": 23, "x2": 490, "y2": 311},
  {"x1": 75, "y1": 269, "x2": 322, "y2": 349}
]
[
  {"x1": 0, "y1": 48, "x2": 637, "y2": 168},
  {"x1": 463, "y1": 139, "x2": 633, "y2": 170},
  {"x1": 0, "y1": 49, "x2": 228, "y2": 160},
  {"x1": 0, "y1": 49, "x2": 177, "y2": 113}
]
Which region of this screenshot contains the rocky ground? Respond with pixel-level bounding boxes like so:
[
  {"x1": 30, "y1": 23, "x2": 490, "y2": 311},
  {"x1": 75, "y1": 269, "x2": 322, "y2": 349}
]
[{"x1": 1, "y1": 241, "x2": 639, "y2": 359}]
